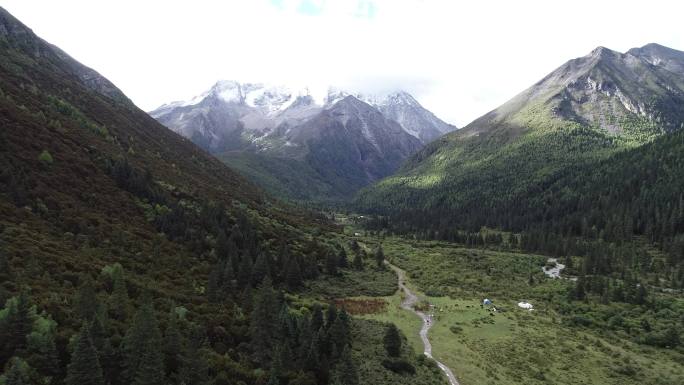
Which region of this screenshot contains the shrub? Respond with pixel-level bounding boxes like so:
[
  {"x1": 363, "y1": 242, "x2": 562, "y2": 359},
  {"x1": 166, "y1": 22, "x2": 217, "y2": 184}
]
[
  {"x1": 38, "y1": 150, "x2": 53, "y2": 164},
  {"x1": 381, "y1": 358, "x2": 416, "y2": 375}
]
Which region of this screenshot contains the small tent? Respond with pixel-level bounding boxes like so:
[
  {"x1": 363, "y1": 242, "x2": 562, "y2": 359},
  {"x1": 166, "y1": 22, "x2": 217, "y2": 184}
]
[
  {"x1": 483, "y1": 299, "x2": 492, "y2": 306},
  {"x1": 517, "y1": 301, "x2": 533, "y2": 310}
]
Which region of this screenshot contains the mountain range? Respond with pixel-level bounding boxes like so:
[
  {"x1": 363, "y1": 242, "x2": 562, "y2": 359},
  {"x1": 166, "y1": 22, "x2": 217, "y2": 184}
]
[
  {"x1": 358, "y1": 43, "x2": 684, "y2": 234},
  {"x1": 150, "y1": 81, "x2": 455, "y2": 201},
  {"x1": 3, "y1": 4, "x2": 684, "y2": 385}
]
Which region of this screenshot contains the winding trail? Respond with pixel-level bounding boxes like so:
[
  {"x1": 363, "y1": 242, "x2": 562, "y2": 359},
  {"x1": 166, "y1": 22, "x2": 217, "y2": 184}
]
[{"x1": 387, "y1": 262, "x2": 460, "y2": 385}]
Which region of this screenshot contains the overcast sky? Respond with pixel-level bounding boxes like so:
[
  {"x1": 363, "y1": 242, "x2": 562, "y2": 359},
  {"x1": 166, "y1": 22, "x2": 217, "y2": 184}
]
[{"x1": 3, "y1": 0, "x2": 683, "y2": 126}]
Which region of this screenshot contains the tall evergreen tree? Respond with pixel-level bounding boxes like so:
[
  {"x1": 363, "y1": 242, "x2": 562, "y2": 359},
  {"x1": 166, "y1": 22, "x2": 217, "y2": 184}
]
[
  {"x1": 252, "y1": 252, "x2": 271, "y2": 285},
  {"x1": 337, "y1": 248, "x2": 348, "y2": 269},
  {"x1": 375, "y1": 246, "x2": 385, "y2": 269},
  {"x1": 352, "y1": 251, "x2": 363, "y2": 271},
  {"x1": 4, "y1": 357, "x2": 31, "y2": 385},
  {"x1": 238, "y1": 255, "x2": 253, "y2": 288},
  {"x1": 164, "y1": 307, "x2": 183, "y2": 379},
  {"x1": 325, "y1": 252, "x2": 338, "y2": 276},
  {"x1": 0, "y1": 248, "x2": 11, "y2": 282},
  {"x1": 328, "y1": 310, "x2": 350, "y2": 353},
  {"x1": 26, "y1": 317, "x2": 60, "y2": 379},
  {"x1": 325, "y1": 305, "x2": 338, "y2": 330},
  {"x1": 110, "y1": 268, "x2": 129, "y2": 320},
  {"x1": 310, "y1": 305, "x2": 324, "y2": 332},
  {"x1": 333, "y1": 346, "x2": 359, "y2": 385},
  {"x1": 285, "y1": 257, "x2": 303, "y2": 290},
  {"x1": 65, "y1": 325, "x2": 105, "y2": 385},
  {"x1": 123, "y1": 296, "x2": 165, "y2": 385},
  {"x1": 75, "y1": 276, "x2": 99, "y2": 321},
  {"x1": 1, "y1": 291, "x2": 34, "y2": 360},
  {"x1": 215, "y1": 230, "x2": 230, "y2": 260},
  {"x1": 206, "y1": 264, "x2": 222, "y2": 303},
  {"x1": 383, "y1": 324, "x2": 401, "y2": 357},
  {"x1": 178, "y1": 326, "x2": 209, "y2": 385},
  {"x1": 250, "y1": 277, "x2": 279, "y2": 364}
]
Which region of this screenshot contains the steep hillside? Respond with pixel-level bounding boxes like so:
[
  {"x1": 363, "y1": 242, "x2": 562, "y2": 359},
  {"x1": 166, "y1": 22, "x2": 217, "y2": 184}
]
[
  {"x1": 151, "y1": 82, "x2": 449, "y2": 202},
  {"x1": 358, "y1": 44, "x2": 684, "y2": 220},
  {"x1": 0, "y1": 7, "x2": 444, "y2": 385}
]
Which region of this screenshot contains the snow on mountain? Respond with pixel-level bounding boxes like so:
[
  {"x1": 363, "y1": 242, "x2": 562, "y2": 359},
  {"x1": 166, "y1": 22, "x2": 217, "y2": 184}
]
[
  {"x1": 150, "y1": 80, "x2": 456, "y2": 150},
  {"x1": 357, "y1": 91, "x2": 456, "y2": 143}
]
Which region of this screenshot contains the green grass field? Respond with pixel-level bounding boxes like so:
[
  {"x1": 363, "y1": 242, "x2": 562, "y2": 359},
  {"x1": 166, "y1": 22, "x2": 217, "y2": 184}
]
[{"x1": 343, "y1": 234, "x2": 684, "y2": 385}]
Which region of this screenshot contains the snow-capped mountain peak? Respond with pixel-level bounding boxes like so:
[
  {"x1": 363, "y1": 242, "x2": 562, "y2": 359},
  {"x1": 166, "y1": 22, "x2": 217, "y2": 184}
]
[{"x1": 150, "y1": 81, "x2": 455, "y2": 146}]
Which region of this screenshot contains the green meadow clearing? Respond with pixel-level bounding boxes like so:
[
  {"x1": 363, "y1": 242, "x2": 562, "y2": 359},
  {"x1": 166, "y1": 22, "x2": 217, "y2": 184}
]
[{"x1": 346, "y1": 234, "x2": 684, "y2": 385}]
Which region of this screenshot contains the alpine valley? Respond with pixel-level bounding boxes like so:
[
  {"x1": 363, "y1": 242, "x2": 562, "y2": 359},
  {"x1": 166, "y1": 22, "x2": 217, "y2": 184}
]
[
  {"x1": 1, "y1": 4, "x2": 684, "y2": 385},
  {"x1": 150, "y1": 82, "x2": 454, "y2": 202}
]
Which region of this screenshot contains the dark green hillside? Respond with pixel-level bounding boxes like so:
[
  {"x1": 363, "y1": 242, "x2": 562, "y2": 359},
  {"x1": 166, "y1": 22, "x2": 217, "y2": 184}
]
[
  {"x1": 357, "y1": 45, "x2": 684, "y2": 288},
  {"x1": 219, "y1": 151, "x2": 342, "y2": 202}
]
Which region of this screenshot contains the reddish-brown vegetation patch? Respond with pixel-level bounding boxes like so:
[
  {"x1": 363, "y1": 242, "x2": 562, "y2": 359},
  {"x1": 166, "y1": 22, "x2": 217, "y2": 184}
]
[{"x1": 334, "y1": 298, "x2": 388, "y2": 315}]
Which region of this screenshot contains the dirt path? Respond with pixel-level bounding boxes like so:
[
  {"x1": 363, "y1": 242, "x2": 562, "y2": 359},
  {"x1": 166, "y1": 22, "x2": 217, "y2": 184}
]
[{"x1": 387, "y1": 262, "x2": 460, "y2": 385}]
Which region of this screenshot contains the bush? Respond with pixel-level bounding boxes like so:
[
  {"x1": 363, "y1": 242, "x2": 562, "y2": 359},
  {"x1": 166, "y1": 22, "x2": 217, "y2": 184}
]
[
  {"x1": 381, "y1": 358, "x2": 416, "y2": 375},
  {"x1": 38, "y1": 150, "x2": 53, "y2": 164}
]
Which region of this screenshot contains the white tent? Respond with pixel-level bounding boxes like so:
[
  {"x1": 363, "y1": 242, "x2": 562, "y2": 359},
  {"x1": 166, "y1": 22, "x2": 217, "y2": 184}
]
[{"x1": 517, "y1": 301, "x2": 533, "y2": 310}]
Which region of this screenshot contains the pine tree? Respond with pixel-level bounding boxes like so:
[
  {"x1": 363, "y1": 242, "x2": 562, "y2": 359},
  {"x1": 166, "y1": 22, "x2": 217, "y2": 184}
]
[
  {"x1": 178, "y1": 326, "x2": 209, "y2": 385},
  {"x1": 206, "y1": 264, "x2": 222, "y2": 303},
  {"x1": 26, "y1": 317, "x2": 60, "y2": 378},
  {"x1": 267, "y1": 370, "x2": 281, "y2": 385},
  {"x1": 238, "y1": 255, "x2": 253, "y2": 287},
  {"x1": 250, "y1": 277, "x2": 279, "y2": 364},
  {"x1": 333, "y1": 346, "x2": 359, "y2": 385},
  {"x1": 310, "y1": 305, "x2": 324, "y2": 332},
  {"x1": 0, "y1": 248, "x2": 11, "y2": 282},
  {"x1": 349, "y1": 240, "x2": 359, "y2": 253},
  {"x1": 635, "y1": 283, "x2": 648, "y2": 305},
  {"x1": 252, "y1": 252, "x2": 271, "y2": 285},
  {"x1": 222, "y1": 258, "x2": 236, "y2": 292},
  {"x1": 100, "y1": 338, "x2": 120, "y2": 385},
  {"x1": 1, "y1": 291, "x2": 34, "y2": 359},
  {"x1": 75, "y1": 276, "x2": 99, "y2": 321},
  {"x1": 375, "y1": 245, "x2": 385, "y2": 268},
  {"x1": 123, "y1": 296, "x2": 165, "y2": 385},
  {"x1": 164, "y1": 307, "x2": 183, "y2": 378},
  {"x1": 110, "y1": 268, "x2": 129, "y2": 320},
  {"x1": 285, "y1": 257, "x2": 303, "y2": 290},
  {"x1": 352, "y1": 250, "x2": 363, "y2": 271},
  {"x1": 325, "y1": 305, "x2": 338, "y2": 330},
  {"x1": 337, "y1": 248, "x2": 348, "y2": 269},
  {"x1": 4, "y1": 357, "x2": 31, "y2": 385},
  {"x1": 215, "y1": 230, "x2": 230, "y2": 260},
  {"x1": 383, "y1": 324, "x2": 401, "y2": 357},
  {"x1": 89, "y1": 312, "x2": 108, "y2": 353},
  {"x1": 328, "y1": 310, "x2": 350, "y2": 353},
  {"x1": 325, "y1": 252, "x2": 338, "y2": 276},
  {"x1": 65, "y1": 325, "x2": 105, "y2": 385},
  {"x1": 134, "y1": 347, "x2": 166, "y2": 385}
]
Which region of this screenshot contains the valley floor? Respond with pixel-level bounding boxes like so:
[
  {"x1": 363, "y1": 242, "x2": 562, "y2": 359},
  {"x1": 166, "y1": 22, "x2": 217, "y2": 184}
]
[{"x1": 332, "y1": 227, "x2": 684, "y2": 385}]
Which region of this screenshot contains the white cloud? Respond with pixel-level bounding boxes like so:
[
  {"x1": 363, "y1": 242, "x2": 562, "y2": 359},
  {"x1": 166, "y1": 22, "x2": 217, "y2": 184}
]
[{"x1": 2, "y1": 0, "x2": 683, "y2": 126}]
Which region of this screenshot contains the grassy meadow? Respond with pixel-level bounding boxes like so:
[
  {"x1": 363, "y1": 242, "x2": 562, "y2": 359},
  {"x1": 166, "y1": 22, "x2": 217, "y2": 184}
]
[{"x1": 337, "y1": 230, "x2": 684, "y2": 385}]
